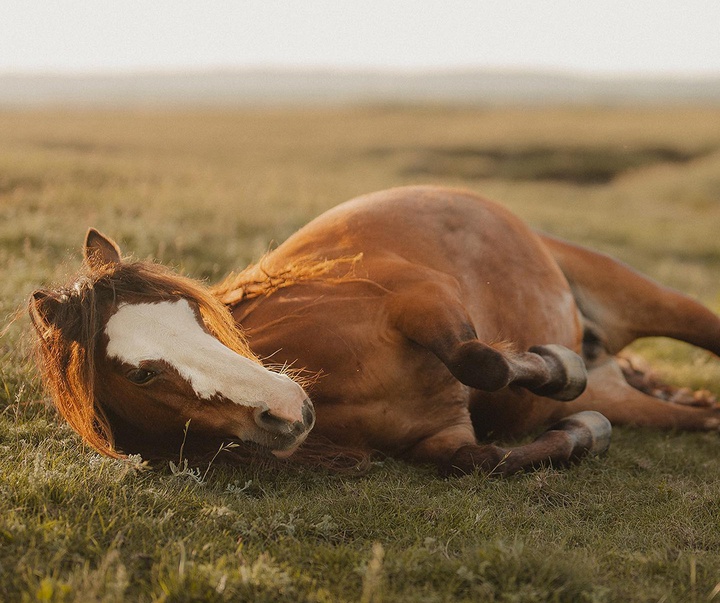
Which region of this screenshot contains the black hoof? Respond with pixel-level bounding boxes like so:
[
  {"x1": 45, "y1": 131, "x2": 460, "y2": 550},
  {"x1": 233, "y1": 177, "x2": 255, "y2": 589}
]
[
  {"x1": 552, "y1": 410, "x2": 612, "y2": 457},
  {"x1": 529, "y1": 344, "x2": 588, "y2": 401}
]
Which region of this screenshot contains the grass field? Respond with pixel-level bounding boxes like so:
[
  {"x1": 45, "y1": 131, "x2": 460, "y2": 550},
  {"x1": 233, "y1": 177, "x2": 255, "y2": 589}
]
[{"x1": 2, "y1": 105, "x2": 720, "y2": 602}]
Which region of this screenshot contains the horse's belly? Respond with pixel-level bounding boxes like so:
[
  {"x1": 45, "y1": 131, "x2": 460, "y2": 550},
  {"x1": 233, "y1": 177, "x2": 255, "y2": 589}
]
[{"x1": 235, "y1": 295, "x2": 471, "y2": 454}]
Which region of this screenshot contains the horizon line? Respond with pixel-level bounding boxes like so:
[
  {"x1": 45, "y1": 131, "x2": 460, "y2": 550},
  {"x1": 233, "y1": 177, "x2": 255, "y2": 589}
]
[{"x1": 2, "y1": 65, "x2": 720, "y2": 81}]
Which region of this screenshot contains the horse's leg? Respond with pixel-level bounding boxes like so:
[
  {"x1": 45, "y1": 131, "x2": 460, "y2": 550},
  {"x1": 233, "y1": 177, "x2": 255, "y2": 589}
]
[
  {"x1": 408, "y1": 411, "x2": 611, "y2": 476},
  {"x1": 390, "y1": 280, "x2": 587, "y2": 401},
  {"x1": 557, "y1": 358, "x2": 720, "y2": 431},
  {"x1": 540, "y1": 235, "x2": 720, "y2": 430},
  {"x1": 617, "y1": 354, "x2": 716, "y2": 406},
  {"x1": 540, "y1": 234, "x2": 720, "y2": 356}
]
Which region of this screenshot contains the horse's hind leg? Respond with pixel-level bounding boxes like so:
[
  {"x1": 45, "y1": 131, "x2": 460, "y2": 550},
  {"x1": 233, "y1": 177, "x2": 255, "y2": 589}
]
[
  {"x1": 540, "y1": 235, "x2": 720, "y2": 430},
  {"x1": 390, "y1": 279, "x2": 587, "y2": 401},
  {"x1": 559, "y1": 358, "x2": 720, "y2": 431},
  {"x1": 618, "y1": 354, "x2": 716, "y2": 407},
  {"x1": 540, "y1": 234, "x2": 720, "y2": 356},
  {"x1": 409, "y1": 411, "x2": 612, "y2": 476}
]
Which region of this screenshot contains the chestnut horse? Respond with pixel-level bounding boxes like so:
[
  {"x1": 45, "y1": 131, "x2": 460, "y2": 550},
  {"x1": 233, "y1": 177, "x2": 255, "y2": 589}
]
[{"x1": 29, "y1": 186, "x2": 720, "y2": 475}]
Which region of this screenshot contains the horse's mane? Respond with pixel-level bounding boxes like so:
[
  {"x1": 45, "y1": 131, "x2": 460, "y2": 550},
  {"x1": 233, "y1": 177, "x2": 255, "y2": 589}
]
[
  {"x1": 212, "y1": 253, "x2": 364, "y2": 306},
  {"x1": 29, "y1": 258, "x2": 259, "y2": 459}
]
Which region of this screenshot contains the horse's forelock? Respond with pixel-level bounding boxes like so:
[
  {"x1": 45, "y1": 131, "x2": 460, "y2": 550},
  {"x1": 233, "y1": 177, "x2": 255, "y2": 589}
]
[{"x1": 30, "y1": 280, "x2": 118, "y2": 458}]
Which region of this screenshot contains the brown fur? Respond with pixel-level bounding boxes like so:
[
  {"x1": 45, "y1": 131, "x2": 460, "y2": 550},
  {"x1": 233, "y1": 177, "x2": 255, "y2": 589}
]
[{"x1": 29, "y1": 186, "x2": 720, "y2": 474}]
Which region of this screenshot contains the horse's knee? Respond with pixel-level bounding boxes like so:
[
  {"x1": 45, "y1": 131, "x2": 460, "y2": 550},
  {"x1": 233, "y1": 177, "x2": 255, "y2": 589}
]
[
  {"x1": 441, "y1": 444, "x2": 509, "y2": 477},
  {"x1": 446, "y1": 341, "x2": 512, "y2": 392}
]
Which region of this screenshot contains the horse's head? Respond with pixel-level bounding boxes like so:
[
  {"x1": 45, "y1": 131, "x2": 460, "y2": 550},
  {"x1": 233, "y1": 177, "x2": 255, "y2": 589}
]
[{"x1": 29, "y1": 229, "x2": 314, "y2": 460}]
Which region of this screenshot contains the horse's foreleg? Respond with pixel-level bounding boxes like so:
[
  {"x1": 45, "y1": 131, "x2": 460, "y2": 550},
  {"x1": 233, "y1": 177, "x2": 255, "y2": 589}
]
[
  {"x1": 409, "y1": 411, "x2": 611, "y2": 476},
  {"x1": 445, "y1": 340, "x2": 588, "y2": 401},
  {"x1": 390, "y1": 281, "x2": 586, "y2": 400}
]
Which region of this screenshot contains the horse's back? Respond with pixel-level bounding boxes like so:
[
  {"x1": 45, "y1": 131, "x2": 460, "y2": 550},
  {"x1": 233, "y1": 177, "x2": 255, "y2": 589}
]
[
  {"x1": 265, "y1": 186, "x2": 579, "y2": 348},
  {"x1": 270, "y1": 186, "x2": 538, "y2": 271}
]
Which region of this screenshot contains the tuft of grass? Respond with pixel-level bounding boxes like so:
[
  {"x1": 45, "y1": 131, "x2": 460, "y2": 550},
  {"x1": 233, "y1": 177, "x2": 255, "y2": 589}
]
[{"x1": 2, "y1": 105, "x2": 720, "y2": 601}]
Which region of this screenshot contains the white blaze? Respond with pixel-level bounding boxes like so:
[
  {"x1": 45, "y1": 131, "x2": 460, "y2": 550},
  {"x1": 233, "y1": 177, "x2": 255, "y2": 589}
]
[{"x1": 104, "y1": 299, "x2": 306, "y2": 419}]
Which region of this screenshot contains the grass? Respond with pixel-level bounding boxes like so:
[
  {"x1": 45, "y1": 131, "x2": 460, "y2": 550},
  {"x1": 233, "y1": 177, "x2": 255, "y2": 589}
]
[{"x1": 2, "y1": 104, "x2": 720, "y2": 601}]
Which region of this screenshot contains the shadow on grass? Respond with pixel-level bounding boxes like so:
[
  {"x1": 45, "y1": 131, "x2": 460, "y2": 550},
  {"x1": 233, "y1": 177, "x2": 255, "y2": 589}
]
[{"x1": 366, "y1": 145, "x2": 710, "y2": 185}]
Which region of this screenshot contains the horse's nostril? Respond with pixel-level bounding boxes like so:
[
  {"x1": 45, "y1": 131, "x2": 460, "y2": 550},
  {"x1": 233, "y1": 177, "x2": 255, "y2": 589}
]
[
  {"x1": 255, "y1": 408, "x2": 289, "y2": 434},
  {"x1": 254, "y1": 402, "x2": 314, "y2": 437}
]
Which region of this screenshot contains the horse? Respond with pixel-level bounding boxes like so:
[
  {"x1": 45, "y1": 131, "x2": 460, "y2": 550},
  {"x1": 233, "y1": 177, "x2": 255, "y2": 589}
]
[{"x1": 29, "y1": 186, "x2": 720, "y2": 476}]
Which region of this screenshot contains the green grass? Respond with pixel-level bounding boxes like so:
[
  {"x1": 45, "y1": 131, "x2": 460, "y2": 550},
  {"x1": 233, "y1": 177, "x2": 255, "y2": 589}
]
[{"x1": 2, "y1": 105, "x2": 720, "y2": 601}]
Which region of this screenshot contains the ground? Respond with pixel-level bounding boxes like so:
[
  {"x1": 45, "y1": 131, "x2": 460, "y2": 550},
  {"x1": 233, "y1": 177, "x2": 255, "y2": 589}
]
[{"x1": 2, "y1": 105, "x2": 720, "y2": 601}]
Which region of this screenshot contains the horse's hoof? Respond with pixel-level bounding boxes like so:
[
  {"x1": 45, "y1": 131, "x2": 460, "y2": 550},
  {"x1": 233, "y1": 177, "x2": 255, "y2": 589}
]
[
  {"x1": 528, "y1": 344, "x2": 588, "y2": 401},
  {"x1": 553, "y1": 410, "x2": 612, "y2": 457}
]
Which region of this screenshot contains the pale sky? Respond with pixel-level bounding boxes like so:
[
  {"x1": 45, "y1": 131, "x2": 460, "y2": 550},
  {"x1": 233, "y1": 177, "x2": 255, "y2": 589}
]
[{"x1": 2, "y1": 0, "x2": 719, "y2": 76}]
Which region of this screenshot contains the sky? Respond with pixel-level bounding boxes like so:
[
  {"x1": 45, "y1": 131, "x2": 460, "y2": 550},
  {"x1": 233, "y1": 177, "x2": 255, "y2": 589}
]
[{"x1": 2, "y1": 0, "x2": 720, "y2": 76}]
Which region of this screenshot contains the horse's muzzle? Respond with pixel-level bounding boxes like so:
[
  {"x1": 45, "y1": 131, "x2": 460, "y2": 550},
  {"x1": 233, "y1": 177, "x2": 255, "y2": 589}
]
[{"x1": 254, "y1": 398, "x2": 315, "y2": 455}]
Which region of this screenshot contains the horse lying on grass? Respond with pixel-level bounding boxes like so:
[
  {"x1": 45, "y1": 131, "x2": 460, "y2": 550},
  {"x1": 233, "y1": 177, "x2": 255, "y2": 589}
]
[{"x1": 29, "y1": 186, "x2": 720, "y2": 475}]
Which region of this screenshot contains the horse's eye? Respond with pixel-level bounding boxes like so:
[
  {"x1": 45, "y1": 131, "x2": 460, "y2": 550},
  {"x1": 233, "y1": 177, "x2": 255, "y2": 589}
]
[{"x1": 126, "y1": 368, "x2": 157, "y2": 385}]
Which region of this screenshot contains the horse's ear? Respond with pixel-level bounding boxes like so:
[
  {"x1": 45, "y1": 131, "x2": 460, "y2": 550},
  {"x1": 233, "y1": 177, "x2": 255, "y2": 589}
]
[
  {"x1": 29, "y1": 289, "x2": 64, "y2": 332},
  {"x1": 84, "y1": 228, "x2": 122, "y2": 269}
]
